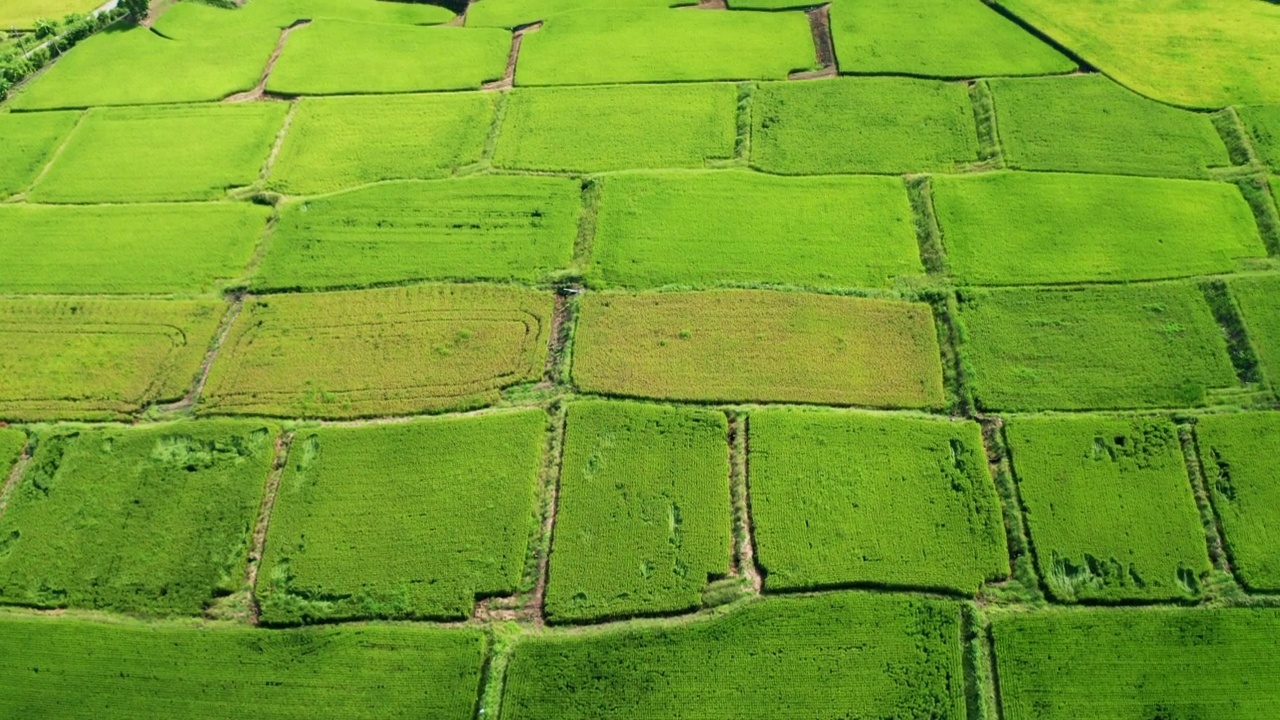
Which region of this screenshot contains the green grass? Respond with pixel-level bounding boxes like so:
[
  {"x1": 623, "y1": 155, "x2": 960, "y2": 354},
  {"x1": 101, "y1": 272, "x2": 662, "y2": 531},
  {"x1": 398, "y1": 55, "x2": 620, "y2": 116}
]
[
  {"x1": 502, "y1": 592, "x2": 965, "y2": 720},
  {"x1": 267, "y1": 21, "x2": 510, "y2": 95},
  {"x1": 0, "y1": 0, "x2": 100, "y2": 27},
  {"x1": 829, "y1": 0, "x2": 1074, "y2": 78},
  {"x1": 1238, "y1": 105, "x2": 1280, "y2": 171},
  {"x1": 0, "y1": 429, "x2": 24, "y2": 475},
  {"x1": 934, "y1": 172, "x2": 1265, "y2": 285},
  {"x1": 1228, "y1": 275, "x2": 1280, "y2": 393},
  {"x1": 993, "y1": 607, "x2": 1280, "y2": 720},
  {"x1": 466, "y1": 0, "x2": 676, "y2": 27},
  {"x1": 989, "y1": 75, "x2": 1231, "y2": 177},
  {"x1": 589, "y1": 170, "x2": 921, "y2": 289},
  {"x1": 28, "y1": 103, "x2": 287, "y2": 203},
  {"x1": 202, "y1": 284, "x2": 552, "y2": 418},
  {"x1": 751, "y1": 78, "x2": 980, "y2": 174},
  {"x1": 0, "y1": 421, "x2": 276, "y2": 615},
  {"x1": 957, "y1": 284, "x2": 1238, "y2": 411},
  {"x1": 996, "y1": 0, "x2": 1280, "y2": 107},
  {"x1": 492, "y1": 83, "x2": 737, "y2": 172},
  {"x1": 258, "y1": 410, "x2": 545, "y2": 624},
  {"x1": 514, "y1": 9, "x2": 816, "y2": 85},
  {"x1": 1006, "y1": 416, "x2": 1212, "y2": 602},
  {"x1": 1197, "y1": 412, "x2": 1280, "y2": 592},
  {"x1": 235, "y1": 0, "x2": 455, "y2": 28},
  {"x1": 268, "y1": 92, "x2": 495, "y2": 195},
  {"x1": 0, "y1": 111, "x2": 80, "y2": 198},
  {"x1": 256, "y1": 176, "x2": 578, "y2": 290},
  {"x1": 573, "y1": 290, "x2": 946, "y2": 408},
  {"x1": 0, "y1": 615, "x2": 484, "y2": 720},
  {"x1": 0, "y1": 297, "x2": 224, "y2": 421},
  {"x1": 0, "y1": 203, "x2": 267, "y2": 294},
  {"x1": 748, "y1": 410, "x2": 1007, "y2": 595},
  {"x1": 545, "y1": 401, "x2": 731, "y2": 623}
]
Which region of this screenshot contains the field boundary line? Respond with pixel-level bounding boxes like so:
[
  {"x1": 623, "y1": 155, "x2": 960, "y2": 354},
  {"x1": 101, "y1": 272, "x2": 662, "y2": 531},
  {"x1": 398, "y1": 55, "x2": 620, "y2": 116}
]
[
  {"x1": 157, "y1": 294, "x2": 245, "y2": 414},
  {"x1": 19, "y1": 108, "x2": 88, "y2": 198},
  {"x1": 257, "y1": 99, "x2": 299, "y2": 185},
  {"x1": 906, "y1": 174, "x2": 948, "y2": 275},
  {"x1": 732, "y1": 82, "x2": 754, "y2": 164},
  {"x1": 543, "y1": 289, "x2": 578, "y2": 386},
  {"x1": 572, "y1": 179, "x2": 601, "y2": 270},
  {"x1": 968, "y1": 79, "x2": 1004, "y2": 169},
  {"x1": 224, "y1": 20, "x2": 311, "y2": 103},
  {"x1": 1200, "y1": 280, "x2": 1263, "y2": 386},
  {"x1": 1210, "y1": 107, "x2": 1261, "y2": 168},
  {"x1": 235, "y1": 205, "x2": 282, "y2": 288},
  {"x1": 526, "y1": 403, "x2": 567, "y2": 626},
  {"x1": 729, "y1": 413, "x2": 764, "y2": 593},
  {"x1": 475, "y1": 90, "x2": 510, "y2": 168},
  {"x1": 979, "y1": 417, "x2": 1045, "y2": 603},
  {"x1": 244, "y1": 430, "x2": 295, "y2": 625},
  {"x1": 483, "y1": 23, "x2": 538, "y2": 91},
  {"x1": 474, "y1": 628, "x2": 517, "y2": 720},
  {"x1": 961, "y1": 604, "x2": 993, "y2": 720},
  {"x1": 1177, "y1": 422, "x2": 1232, "y2": 574},
  {"x1": 788, "y1": 4, "x2": 836, "y2": 80},
  {"x1": 982, "y1": 614, "x2": 1008, "y2": 720},
  {"x1": 1232, "y1": 175, "x2": 1280, "y2": 256},
  {"x1": 0, "y1": 439, "x2": 33, "y2": 524},
  {"x1": 979, "y1": 0, "x2": 1094, "y2": 74},
  {"x1": 928, "y1": 291, "x2": 974, "y2": 416}
]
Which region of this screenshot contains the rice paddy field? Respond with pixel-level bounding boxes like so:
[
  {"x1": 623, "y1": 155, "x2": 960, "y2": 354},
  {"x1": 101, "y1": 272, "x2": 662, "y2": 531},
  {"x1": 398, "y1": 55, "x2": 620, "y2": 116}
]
[{"x1": 2, "y1": 0, "x2": 1279, "y2": 715}]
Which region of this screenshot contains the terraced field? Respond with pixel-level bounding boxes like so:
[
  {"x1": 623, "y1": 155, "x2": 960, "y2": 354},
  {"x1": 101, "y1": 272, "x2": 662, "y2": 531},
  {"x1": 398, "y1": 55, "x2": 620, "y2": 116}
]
[{"x1": 1, "y1": 0, "x2": 1278, "y2": 715}]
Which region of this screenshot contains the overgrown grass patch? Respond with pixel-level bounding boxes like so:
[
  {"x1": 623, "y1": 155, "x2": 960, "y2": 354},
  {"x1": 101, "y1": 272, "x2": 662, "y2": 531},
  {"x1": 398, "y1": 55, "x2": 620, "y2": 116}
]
[
  {"x1": 1197, "y1": 412, "x2": 1280, "y2": 592},
  {"x1": 1228, "y1": 275, "x2": 1280, "y2": 393},
  {"x1": 590, "y1": 170, "x2": 921, "y2": 289},
  {"x1": 0, "y1": 111, "x2": 80, "y2": 199},
  {"x1": 0, "y1": 429, "x2": 24, "y2": 474},
  {"x1": 1237, "y1": 106, "x2": 1280, "y2": 171}
]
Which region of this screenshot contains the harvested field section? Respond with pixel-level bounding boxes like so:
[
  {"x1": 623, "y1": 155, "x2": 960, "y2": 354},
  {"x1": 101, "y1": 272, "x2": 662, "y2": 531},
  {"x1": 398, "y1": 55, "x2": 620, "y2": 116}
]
[
  {"x1": 267, "y1": 21, "x2": 511, "y2": 95},
  {"x1": 514, "y1": 9, "x2": 817, "y2": 85},
  {"x1": 1228, "y1": 275, "x2": 1280, "y2": 393},
  {"x1": 0, "y1": 111, "x2": 80, "y2": 199},
  {"x1": 268, "y1": 92, "x2": 495, "y2": 195},
  {"x1": 1006, "y1": 416, "x2": 1212, "y2": 602},
  {"x1": 493, "y1": 83, "x2": 738, "y2": 172},
  {"x1": 256, "y1": 176, "x2": 579, "y2": 290},
  {"x1": 590, "y1": 171, "x2": 922, "y2": 289},
  {"x1": 829, "y1": 0, "x2": 1073, "y2": 78},
  {"x1": 1238, "y1": 106, "x2": 1280, "y2": 171},
  {"x1": 1197, "y1": 412, "x2": 1280, "y2": 591},
  {"x1": 258, "y1": 410, "x2": 545, "y2": 624},
  {"x1": 993, "y1": 607, "x2": 1280, "y2": 720},
  {"x1": 201, "y1": 284, "x2": 553, "y2": 418},
  {"x1": 29, "y1": 103, "x2": 287, "y2": 203},
  {"x1": 573, "y1": 290, "x2": 946, "y2": 408},
  {"x1": 748, "y1": 410, "x2": 1008, "y2": 595},
  {"x1": 0, "y1": 421, "x2": 277, "y2": 615},
  {"x1": 751, "y1": 78, "x2": 979, "y2": 175},
  {"x1": 989, "y1": 75, "x2": 1230, "y2": 177},
  {"x1": 502, "y1": 592, "x2": 966, "y2": 720},
  {"x1": 0, "y1": 203, "x2": 267, "y2": 295},
  {"x1": 933, "y1": 172, "x2": 1265, "y2": 285},
  {"x1": 0, "y1": 297, "x2": 226, "y2": 421},
  {"x1": 0, "y1": 615, "x2": 485, "y2": 720},
  {"x1": 957, "y1": 284, "x2": 1237, "y2": 410},
  {"x1": 545, "y1": 401, "x2": 731, "y2": 623}
]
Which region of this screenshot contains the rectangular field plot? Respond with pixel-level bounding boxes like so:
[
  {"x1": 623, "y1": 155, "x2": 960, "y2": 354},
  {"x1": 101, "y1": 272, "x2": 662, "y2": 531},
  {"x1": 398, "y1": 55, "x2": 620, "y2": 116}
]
[
  {"x1": 1229, "y1": 275, "x2": 1280, "y2": 393},
  {"x1": 989, "y1": 75, "x2": 1230, "y2": 177},
  {"x1": 267, "y1": 21, "x2": 510, "y2": 95},
  {"x1": 268, "y1": 92, "x2": 495, "y2": 195},
  {"x1": 748, "y1": 410, "x2": 1008, "y2": 595},
  {"x1": 0, "y1": 297, "x2": 225, "y2": 421},
  {"x1": 546, "y1": 401, "x2": 731, "y2": 623},
  {"x1": 502, "y1": 592, "x2": 965, "y2": 720},
  {"x1": 202, "y1": 284, "x2": 553, "y2": 418},
  {"x1": 1006, "y1": 416, "x2": 1211, "y2": 602},
  {"x1": 590, "y1": 171, "x2": 921, "y2": 289},
  {"x1": 750, "y1": 78, "x2": 980, "y2": 175},
  {"x1": 993, "y1": 607, "x2": 1280, "y2": 720},
  {"x1": 514, "y1": 9, "x2": 816, "y2": 85},
  {"x1": 259, "y1": 410, "x2": 544, "y2": 623},
  {"x1": 0, "y1": 615, "x2": 484, "y2": 720},
  {"x1": 0, "y1": 111, "x2": 80, "y2": 198},
  {"x1": 0, "y1": 421, "x2": 276, "y2": 616},
  {"x1": 1197, "y1": 412, "x2": 1280, "y2": 591},
  {"x1": 933, "y1": 172, "x2": 1264, "y2": 285},
  {"x1": 492, "y1": 83, "x2": 737, "y2": 172},
  {"x1": 829, "y1": 0, "x2": 1074, "y2": 78},
  {"x1": 256, "y1": 176, "x2": 578, "y2": 290},
  {"x1": 29, "y1": 103, "x2": 287, "y2": 203},
  {"x1": 466, "y1": 0, "x2": 672, "y2": 27},
  {"x1": 957, "y1": 284, "x2": 1237, "y2": 411},
  {"x1": 1239, "y1": 106, "x2": 1280, "y2": 171},
  {"x1": 573, "y1": 290, "x2": 946, "y2": 408},
  {"x1": 0, "y1": 0, "x2": 99, "y2": 27},
  {"x1": 0, "y1": 203, "x2": 267, "y2": 295}
]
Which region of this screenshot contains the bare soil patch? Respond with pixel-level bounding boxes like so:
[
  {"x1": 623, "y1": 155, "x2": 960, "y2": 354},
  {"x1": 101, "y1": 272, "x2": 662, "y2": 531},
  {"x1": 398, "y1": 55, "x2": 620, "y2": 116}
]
[
  {"x1": 484, "y1": 22, "x2": 540, "y2": 90},
  {"x1": 789, "y1": 4, "x2": 836, "y2": 80},
  {"x1": 224, "y1": 20, "x2": 310, "y2": 102},
  {"x1": 244, "y1": 431, "x2": 295, "y2": 624},
  {"x1": 156, "y1": 293, "x2": 244, "y2": 413}
]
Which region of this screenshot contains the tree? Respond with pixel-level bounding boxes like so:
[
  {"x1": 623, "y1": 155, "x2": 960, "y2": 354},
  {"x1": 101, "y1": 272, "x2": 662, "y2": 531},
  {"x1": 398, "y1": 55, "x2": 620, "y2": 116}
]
[{"x1": 120, "y1": 0, "x2": 149, "y2": 23}]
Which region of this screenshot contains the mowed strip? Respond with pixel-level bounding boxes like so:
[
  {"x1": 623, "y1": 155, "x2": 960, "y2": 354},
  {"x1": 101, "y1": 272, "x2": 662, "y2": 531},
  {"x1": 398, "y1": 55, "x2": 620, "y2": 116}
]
[
  {"x1": 256, "y1": 176, "x2": 579, "y2": 290},
  {"x1": 0, "y1": 421, "x2": 277, "y2": 616},
  {"x1": 1229, "y1": 275, "x2": 1280, "y2": 393},
  {"x1": 493, "y1": 83, "x2": 738, "y2": 172},
  {"x1": 748, "y1": 410, "x2": 1008, "y2": 595},
  {"x1": 502, "y1": 592, "x2": 966, "y2": 720},
  {"x1": 29, "y1": 103, "x2": 288, "y2": 203},
  {"x1": 0, "y1": 615, "x2": 485, "y2": 720},
  {"x1": 0, "y1": 111, "x2": 80, "y2": 198},
  {"x1": 993, "y1": 608, "x2": 1280, "y2": 720},
  {"x1": 267, "y1": 21, "x2": 510, "y2": 95},
  {"x1": 573, "y1": 290, "x2": 946, "y2": 408},
  {"x1": 957, "y1": 284, "x2": 1237, "y2": 410},
  {"x1": 1197, "y1": 412, "x2": 1280, "y2": 592},
  {"x1": 201, "y1": 284, "x2": 553, "y2": 418},
  {"x1": 269, "y1": 92, "x2": 495, "y2": 195},
  {"x1": 514, "y1": 9, "x2": 817, "y2": 85},
  {"x1": 590, "y1": 171, "x2": 922, "y2": 289},
  {"x1": 0, "y1": 297, "x2": 225, "y2": 421},
  {"x1": 933, "y1": 173, "x2": 1264, "y2": 285},
  {"x1": 751, "y1": 78, "x2": 980, "y2": 175},
  {"x1": 0, "y1": 203, "x2": 267, "y2": 294}
]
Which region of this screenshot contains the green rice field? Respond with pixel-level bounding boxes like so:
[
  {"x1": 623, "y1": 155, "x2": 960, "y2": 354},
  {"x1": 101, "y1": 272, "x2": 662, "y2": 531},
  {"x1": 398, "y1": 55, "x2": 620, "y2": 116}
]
[{"x1": 0, "y1": 110, "x2": 80, "y2": 198}]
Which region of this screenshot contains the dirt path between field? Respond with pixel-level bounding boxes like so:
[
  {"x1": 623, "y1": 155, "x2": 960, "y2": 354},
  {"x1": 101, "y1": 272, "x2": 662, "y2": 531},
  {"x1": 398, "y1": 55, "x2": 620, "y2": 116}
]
[
  {"x1": 224, "y1": 20, "x2": 310, "y2": 102},
  {"x1": 0, "y1": 442, "x2": 32, "y2": 525},
  {"x1": 691, "y1": 0, "x2": 728, "y2": 9},
  {"x1": 157, "y1": 294, "x2": 243, "y2": 414},
  {"x1": 730, "y1": 415, "x2": 763, "y2": 592},
  {"x1": 483, "y1": 22, "x2": 540, "y2": 90},
  {"x1": 244, "y1": 431, "x2": 295, "y2": 625},
  {"x1": 789, "y1": 4, "x2": 836, "y2": 80}
]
